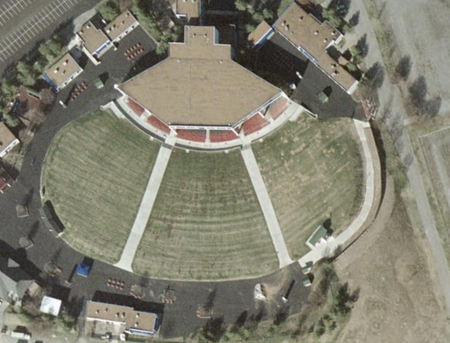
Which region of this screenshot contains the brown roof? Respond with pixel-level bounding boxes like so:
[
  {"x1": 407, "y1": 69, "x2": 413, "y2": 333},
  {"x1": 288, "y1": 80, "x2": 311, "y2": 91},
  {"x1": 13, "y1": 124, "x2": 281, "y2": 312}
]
[
  {"x1": 104, "y1": 10, "x2": 138, "y2": 41},
  {"x1": 78, "y1": 21, "x2": 110, "y2": 54},
  {"x1": 248, "y1": 21, "x2": 272, "y2": 44},
  {"x1": 275, "y1": 2, "x2": 356, "y2": 91},
  {"x1": 120, "y1": 26, "x2": 282, "y2": 126},
  {"x1": 176, "y1": 0, "x2": 200, "y2": 22},
  {"x1": 43, "y1": 53, "x2": 82, "y2": 89},
  {"x1": 85, "y1": 301, "x2": 157, "y2": 333},
  {"x1": 0, "y1": 122, "x2": 18, "y2": 154}
]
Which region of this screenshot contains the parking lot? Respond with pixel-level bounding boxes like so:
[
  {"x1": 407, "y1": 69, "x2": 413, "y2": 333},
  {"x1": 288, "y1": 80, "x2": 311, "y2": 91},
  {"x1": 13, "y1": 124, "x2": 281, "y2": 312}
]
[
  {"x1": 0, "y1": 0, "x2": 34, "y2": 27},
  {"x1": 0, "y1": 0, "x2": 103, "y2": 75}
]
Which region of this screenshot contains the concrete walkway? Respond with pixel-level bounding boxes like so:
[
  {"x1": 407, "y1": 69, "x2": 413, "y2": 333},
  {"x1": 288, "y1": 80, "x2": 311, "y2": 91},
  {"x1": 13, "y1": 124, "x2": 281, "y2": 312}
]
[
  {"x1": 298, "y1": 119, "x2": 376, "y2": 267},
  {"x1": 241, "y1": 146, "x2": 293, "y2": 268},
  {"x1": 114, "y1": 144, "x2": 173, "y2": 272}
]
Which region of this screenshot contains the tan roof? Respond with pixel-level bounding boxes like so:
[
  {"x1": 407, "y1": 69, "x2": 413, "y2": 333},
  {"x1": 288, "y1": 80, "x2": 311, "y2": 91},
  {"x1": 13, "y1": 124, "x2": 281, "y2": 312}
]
[
  {"x1": 275, "y1": 2, "x2": 356, "y2": 91},
  {"x1": 85, "y1": 301, "x2": 157, "y2": 333},
  {"x1": 78, "y1": 21, "x2": 110, "y2": 54},
  {"x1": 176, "y1": 0, "x2": 200, "y2": 22},
  {"x1": 120, "y1": 26, "x2": 281, "y2": 126},
  {"x1": 0, "y1": 122, "x2": 18, "y2": 153},
  {"x1": 105, "y1": 10, "x2": 138, "y2": 41},
  {"x1": 44, "y1": 53, "x2": 82, "y2": 89},
  {"x1": 248, "y1": 21, "x2": 272, "y2": 44}
]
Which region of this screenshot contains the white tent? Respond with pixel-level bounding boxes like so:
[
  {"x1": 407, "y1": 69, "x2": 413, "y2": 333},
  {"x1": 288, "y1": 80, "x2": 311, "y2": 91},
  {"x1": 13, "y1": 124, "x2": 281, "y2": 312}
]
[{"x1": 40, "y1": 296, "x2": 62, "y2": 316}]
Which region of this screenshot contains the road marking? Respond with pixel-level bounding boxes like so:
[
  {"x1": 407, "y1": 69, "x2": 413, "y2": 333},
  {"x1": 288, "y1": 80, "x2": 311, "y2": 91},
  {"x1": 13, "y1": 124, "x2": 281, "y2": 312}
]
[{"x1": 0, "y1": 0, "x2": 80, "y2": 61}]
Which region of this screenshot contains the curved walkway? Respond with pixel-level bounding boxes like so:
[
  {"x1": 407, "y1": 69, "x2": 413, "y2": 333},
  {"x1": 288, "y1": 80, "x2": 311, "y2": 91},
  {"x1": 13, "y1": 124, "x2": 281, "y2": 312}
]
[{"x1": 298, "y1": 119, "x2": 379, "y2": 267}]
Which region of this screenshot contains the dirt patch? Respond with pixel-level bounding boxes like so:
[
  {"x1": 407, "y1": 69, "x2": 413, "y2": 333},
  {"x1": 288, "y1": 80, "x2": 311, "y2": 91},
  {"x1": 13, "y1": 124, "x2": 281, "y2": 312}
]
[{"x1": 333, "y1": 178, "x2": 449, "y2": 342}]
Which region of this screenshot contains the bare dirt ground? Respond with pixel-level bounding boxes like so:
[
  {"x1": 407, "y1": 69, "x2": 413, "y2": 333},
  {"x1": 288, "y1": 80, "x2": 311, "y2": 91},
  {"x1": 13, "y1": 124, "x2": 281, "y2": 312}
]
[{"x1": 333, "y1": 176, "x2": 450, "y2": 342}]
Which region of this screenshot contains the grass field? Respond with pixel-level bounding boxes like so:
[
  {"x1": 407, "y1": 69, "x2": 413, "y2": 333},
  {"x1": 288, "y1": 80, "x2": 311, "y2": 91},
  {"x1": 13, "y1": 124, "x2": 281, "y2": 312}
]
[
  {"x1": 133, "y1": 149, "x2": 278, "y2": 280},
  {"x1": 253, "y1": 116, "x2": 364, "y2": 259},
  {"x1": 41, "y1": 110, "x2": 160, "y2": 263}
]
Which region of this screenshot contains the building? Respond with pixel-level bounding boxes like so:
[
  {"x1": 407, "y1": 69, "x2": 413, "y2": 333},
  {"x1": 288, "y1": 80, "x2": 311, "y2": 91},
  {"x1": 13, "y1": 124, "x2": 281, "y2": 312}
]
[
  {"x1": 105, "y1": 10, "x2": 139, "y2": 44},
  {"x1": 175, "y1": 0, "x2": 202, "y2": 24},
  {"x1": 0, "y1": 255, "x2": 35, "y2": 304},
  {"x1": 117, "y1": 26, "x2": 293, "y2": 144},
  {"x1": 0, "y1": 122, "x2": 19, "y2": 158},
  {"x1": 42, "y1": 53, "x2": 83, "y2": 92},
  {"x1": 306, "y1": 224, "x2": 330, "y2": 248},
  {"x1": 40, "y1": 296, "x2": 62, "y2": 316},
  {"x1": 248, "y1": 21, "x2": 274, "y2": 50},
  {"x1": 265, "y1": 2, "x2": 358, "y2": 94},
  {"x1": 77, "y1": 21, "x2": 112, "y2": 63},
  {"x1": 85, "y1": 301, "x2": 160, "y2": 336}
]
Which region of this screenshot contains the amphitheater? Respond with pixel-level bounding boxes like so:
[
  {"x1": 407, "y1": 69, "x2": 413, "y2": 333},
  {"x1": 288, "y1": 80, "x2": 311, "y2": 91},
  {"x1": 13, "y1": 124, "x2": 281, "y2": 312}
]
[{"x1": 41, "y1": 26, "x2": 379, "y2": 281}]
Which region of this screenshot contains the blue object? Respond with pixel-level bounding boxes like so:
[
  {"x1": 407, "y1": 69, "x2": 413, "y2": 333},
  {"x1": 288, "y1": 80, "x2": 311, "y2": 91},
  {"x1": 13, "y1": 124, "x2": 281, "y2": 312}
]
[{"x1": 76, "y1": 263, "x2": 90, "y2": 277}]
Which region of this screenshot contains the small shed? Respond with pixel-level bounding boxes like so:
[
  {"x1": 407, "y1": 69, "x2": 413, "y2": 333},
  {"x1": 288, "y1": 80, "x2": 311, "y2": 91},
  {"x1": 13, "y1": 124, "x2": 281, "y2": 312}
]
[
  {"x1": 40, "y1": 296, "x2": 62, "y2": 316},
  {"x1": 76, "y1": 263, "x2": 90, "y2": 277},
  {"x1": 306, "y1": 225, "x2": 330, "y2": 249}
]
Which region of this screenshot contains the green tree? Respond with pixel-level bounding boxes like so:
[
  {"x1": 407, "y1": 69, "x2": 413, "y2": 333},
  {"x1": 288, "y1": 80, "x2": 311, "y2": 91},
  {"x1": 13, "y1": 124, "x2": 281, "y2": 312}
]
[
  {"x1": 2, "y1": 112, "x2": 20, "y2": 128},
  {"x1": 1, "y1": 80, "x2": 17, "y2": 98},
  {"x1": 16, "y1": 61, "x2": 36, "y2": 86},
  {"x1": 235, "y1": 0, "x2": 247, "y2": 11},
  {"x1": 98, "y1": 1, "x2": 120, "y2": 22},
  {"x1": 38, "y1": 43, "x2": 56, "y2": 62},
  {"x1": 47, "y1": 35, "x2": 64, "y2": 56},
  {"x1": 262, "y1": 8, "x2": 273, "y2": 20}
]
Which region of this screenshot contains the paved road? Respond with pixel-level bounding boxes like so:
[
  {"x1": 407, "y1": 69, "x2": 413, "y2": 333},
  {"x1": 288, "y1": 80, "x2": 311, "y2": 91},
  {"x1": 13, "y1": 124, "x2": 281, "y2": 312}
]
[
  {"x1": 241, "y1": 145, "x2": 293, "y2": 268},
  {"x1": 115, "y1": 144, "x2": 173, "y2": 272},
  {"x1": 0, "y1": 0, "x2": 103, "y2": 75},
  {"x1": 351, "y1": 0, "x2": 450, "y2": 315}
]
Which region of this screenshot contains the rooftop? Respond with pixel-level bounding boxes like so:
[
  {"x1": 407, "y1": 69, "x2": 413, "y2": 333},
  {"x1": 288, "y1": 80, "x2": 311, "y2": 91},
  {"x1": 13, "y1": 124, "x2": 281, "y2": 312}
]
[
  {"x1": 85, "y1": 301, "x2": 158, "y2": 334},
  {"x1": 0, "y1": 122, "x2": 18, "y2": 153},
  {"x1": 78, "y1": 21, "x2": 110, "y2": 54},
  {"x1": 43, "y1": 53, "x2": 82, "y2": 89},
  {"x1": 176, "y1": 0, "x2": 200, "y2": 23},
  {"x1": 104, "y1": 10, "x2": 138, "y2": 41},
  {"x1": 120, "y1": 26, "x2": 281, "y2": 126},
  {"x1": 275, "y1": 2, "x2": 356, "y2": 91},
  {"x1": 248, "y1": 21, "x2": 272, "y2": 45},
  {"x1": 308, "y1": 225, "x2": 327, "y2": 246}
]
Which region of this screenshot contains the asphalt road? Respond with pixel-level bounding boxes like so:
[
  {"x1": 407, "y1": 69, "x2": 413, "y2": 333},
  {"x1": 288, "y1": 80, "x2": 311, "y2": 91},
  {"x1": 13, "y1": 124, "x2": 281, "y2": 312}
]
[
  {"x1": 0, "y1": 0, "x2": 103, "y2": 75},
  {"x1": 0, "y1": 25, "x2": 310, "y2": 339}
]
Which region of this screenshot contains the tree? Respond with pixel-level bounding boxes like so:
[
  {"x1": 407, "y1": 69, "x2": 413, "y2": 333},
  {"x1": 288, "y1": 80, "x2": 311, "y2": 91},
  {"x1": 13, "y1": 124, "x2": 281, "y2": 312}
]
[
  {"x1": 39, "y1": 88, "x2": 55, "y2": 105},
  {"x1": 2, "y1": 113, "x2": 20, "y2": 128},
  {"x1": 47, "y1": 35, "x2": 64, "y2": 57},
  {"x1": 1, "y1": 80, "x2": 17, "y2": 98},
  {"x1": 235, "y1": 0, "x2": 247, "y2": 11},
  {"x1": 98, "y1": 1, "x2": 120, "y2": 22},
  {"x1": 38, "y1": 43, "x2": 56, "y2": 62},
  {"x1": 16, "y1": 62, "x2": 36, "y2": 86}
]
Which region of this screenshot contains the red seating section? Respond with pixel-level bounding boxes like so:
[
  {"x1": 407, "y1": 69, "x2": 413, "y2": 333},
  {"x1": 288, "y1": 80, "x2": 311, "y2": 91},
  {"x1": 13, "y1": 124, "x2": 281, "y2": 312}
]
[
  {"x1": 209, "y1": 130, "x2": 238, "y2": 143},
  {"x1": 176, "y1": 130, "x2": 206, "y2": 142},
  {"x1": 242, "y1": 113, "x2": 269, "y2": 136},
  {"x1": 126, "y1": 97, "x2": 145, "y2": 116},
  {"x1": 146, "y1": 115, "x2": 170, "y2": 134},
  {"x1": 268, "y1": 97, "x2": 289, "y2": 119}
]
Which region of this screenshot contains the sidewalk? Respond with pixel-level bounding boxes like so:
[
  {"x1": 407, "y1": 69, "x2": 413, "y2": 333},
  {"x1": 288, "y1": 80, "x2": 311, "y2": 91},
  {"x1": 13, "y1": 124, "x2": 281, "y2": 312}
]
[
  {"x1": 114, "y1": 144, "x2": 173, "y2": 272},
  {"x1": 241, "y1": 146, "x2": 293, "y2": 268},
  {"x1": 298, "y1": 120, "x2": 376, "y2": 267}
]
